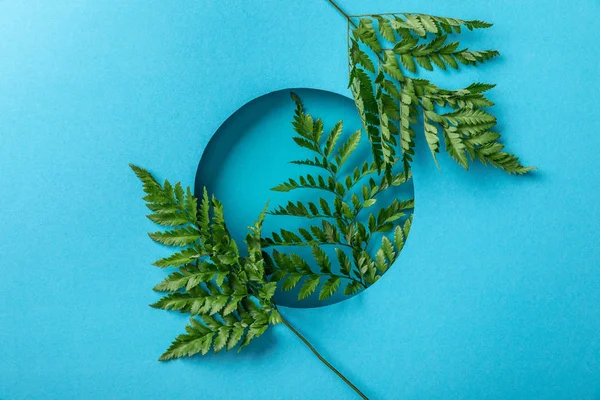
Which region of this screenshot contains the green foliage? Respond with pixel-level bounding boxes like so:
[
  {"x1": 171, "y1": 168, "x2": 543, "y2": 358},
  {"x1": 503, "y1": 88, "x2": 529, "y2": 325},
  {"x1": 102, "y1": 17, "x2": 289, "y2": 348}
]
[
  {"x1": 346, "y1": 12, "x2": 534, "y2": 174},
  {"x1": 262, "y1": 94, "x2": 414, "y2": 301},
  {"x1": 131, "y1": 165, "x2": 281, "y2": 360},
  {"x1": 130, "y1": 5, "x2": 535, "y2": 397}
]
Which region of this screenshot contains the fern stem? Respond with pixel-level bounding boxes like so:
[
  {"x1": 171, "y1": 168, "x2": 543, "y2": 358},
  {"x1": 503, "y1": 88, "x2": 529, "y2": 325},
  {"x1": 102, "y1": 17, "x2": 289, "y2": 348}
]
[
  {"x1": 319, "y1": 271, "x2": 367, "y2": 289},
  {"x1": 262, "y1": 241, "x2": 355, "y2": 250},
  {"x1": 326, "y1": 0, "x2": 358, "y2": 29},
  {"x1": 266, "y1": 212, "x2": 332, "y2": 219},
  {"x1": 279, "y1": 312, "x2": 369, "y2": 399},
  {"x1": 349, "y1": 12, "x2": 408, "y2": 17}
]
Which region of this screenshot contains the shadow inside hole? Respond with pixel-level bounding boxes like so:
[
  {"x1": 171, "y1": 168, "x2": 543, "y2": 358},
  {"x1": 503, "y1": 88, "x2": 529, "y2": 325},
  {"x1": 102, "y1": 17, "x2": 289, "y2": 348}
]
[{"x1": 195, "y1": 88, "x2": 415, "y2": 308}]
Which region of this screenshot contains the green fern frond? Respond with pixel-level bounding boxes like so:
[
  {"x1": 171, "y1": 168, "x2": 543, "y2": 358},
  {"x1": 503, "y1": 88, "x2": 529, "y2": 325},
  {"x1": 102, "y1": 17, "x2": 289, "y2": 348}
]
[
  {"x1": 355, "y1": 18, "x2": 382, "y2": 53},
  {"x1": 319, "y1": 276, "x2": 342, "y2": 300},
  {"x1": 392, "y1": 34, "x2": 499, "y2": 72},
  {"x1": 158, "y1": 317, "x2": 217, "y2": 360},
  {"x1": 262, "y1": 219, "x2": 343, "y2": 248},
  {"x1": 334, "y1": 129, "x2": 362, "y2": 168},
  {"x1": 290, "y1": 156, "x2": 331, "y2": 172},
  {"x1": 132, "y1": 166, "x2": 281, "y2": 361},
  {"x1": 265, "y1": 94, "x2": 415, "y2": 299},
  {"x1": 152, "y1": 247, "x2": 201, "y2": 268},
  {"x1": 298, "y1": 274, "x2": 321, "y2": 300},
  {"x1": 344, "y1": 281, "x2": 363, "y2": 295},
  {"x1": 271, "y1": 174, "x2": 344, "y2": 196},
  {"x1": 325, "y1": 121, "x2": 344, "y2": 157},
  {"x1": 346, "y1": 12, "x2": 534, "y2": 174},
  {"x1": 350, "y1": 40, "x2": 376, "y2": 73},
  {"x1": 153, "y1": 264, "x2": 213, "y2": 292},
  {"x1": 384, "y1": 13, "x2": 492, "y2": 38},
  {"x1": 148, "y1": 226, "x2": 200, "y2": 247},
  {"x1": 130, "y1": 164, "x2": 197, "y2": 227},
  {"x1": 269, "y1": 199, "x2": 332, "y2": 219}
]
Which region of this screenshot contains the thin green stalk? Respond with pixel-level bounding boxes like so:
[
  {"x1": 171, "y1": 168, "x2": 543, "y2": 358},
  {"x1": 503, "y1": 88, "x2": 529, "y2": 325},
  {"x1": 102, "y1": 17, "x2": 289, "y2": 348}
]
[
  {"x1": 311, "y1": 127, "x2": 368, "y2": 286},
  {"x1": 279, "y1": 312, "x2": 369, "y2": 400},
  {"x1": 350, "y1": 12, "x2": 410, "y2": 18},
  {"x1": 326, "y1": 0, "x2": 358, "y2": 28}
]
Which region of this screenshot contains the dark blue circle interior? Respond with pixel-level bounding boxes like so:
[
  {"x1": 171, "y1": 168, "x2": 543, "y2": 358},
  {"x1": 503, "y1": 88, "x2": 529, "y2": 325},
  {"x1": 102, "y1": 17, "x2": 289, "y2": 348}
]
[{"x1": 195, "y1": 88, "x2": 414, "y2": 308}]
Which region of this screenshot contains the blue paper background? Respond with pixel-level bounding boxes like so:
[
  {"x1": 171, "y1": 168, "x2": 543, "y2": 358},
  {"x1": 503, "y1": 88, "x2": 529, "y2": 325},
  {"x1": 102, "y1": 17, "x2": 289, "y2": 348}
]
[{"x1": 1, "y1": 1, "x2": 598, "y2": 399}]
